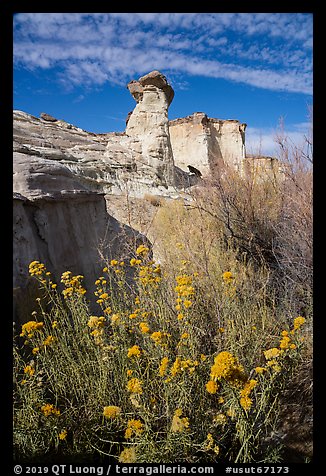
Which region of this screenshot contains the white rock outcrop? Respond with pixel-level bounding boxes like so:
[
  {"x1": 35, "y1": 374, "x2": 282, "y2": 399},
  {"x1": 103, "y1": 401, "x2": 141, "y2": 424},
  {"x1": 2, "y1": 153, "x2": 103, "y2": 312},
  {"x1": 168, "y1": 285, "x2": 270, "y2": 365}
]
[
  {"x1": 169, "y1": 113, "x2": 246, "y2": 177},
  {"x1": 125, "y1": 70, "x2": 175, "y2": 187},
  {"x1": 13, "y1": 120, "x2": 148, "y2": 325},
  {"x1": 13, "y1": 70, "x2": 284, "y2": 324}
]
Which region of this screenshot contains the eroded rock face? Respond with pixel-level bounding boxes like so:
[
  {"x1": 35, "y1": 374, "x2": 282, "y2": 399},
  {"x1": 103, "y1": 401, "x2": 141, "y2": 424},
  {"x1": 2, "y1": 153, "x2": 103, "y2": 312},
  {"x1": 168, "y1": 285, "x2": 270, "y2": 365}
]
[
  {"x1": 169, "y1": 113, "x2": 247, "y2": 177},
  {"x1": 13, "y1": 70, "x2": 268, "y2": 324},
  {"x1": 125, "y1": 70, "x2": 176, "y2": 186},
  {"x1": 13, "y1": 118, "x2": 148, "y2": 325}
]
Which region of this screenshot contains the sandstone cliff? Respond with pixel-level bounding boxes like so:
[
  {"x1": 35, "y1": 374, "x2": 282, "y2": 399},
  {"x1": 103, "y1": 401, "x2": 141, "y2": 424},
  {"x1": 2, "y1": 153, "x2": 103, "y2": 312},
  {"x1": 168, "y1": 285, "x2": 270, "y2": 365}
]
[
  {"x1": 13, "y1": 113, "x2": 148, "y2": 324},
  {"x1": 169, "y1": 113, "x2": 246, "y2": 177},
  {"x1": 13, "y1": 70, "x2": 282, "y2": 324}
]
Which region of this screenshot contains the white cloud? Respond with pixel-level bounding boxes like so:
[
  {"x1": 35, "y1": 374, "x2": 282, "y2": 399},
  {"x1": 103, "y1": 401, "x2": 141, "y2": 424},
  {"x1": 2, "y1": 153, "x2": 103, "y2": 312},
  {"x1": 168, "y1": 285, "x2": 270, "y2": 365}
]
[
  {"x1": 245, "y1": 122, "x2": 312, "y2": 157},
  {"x1": 13, "y1": 13, "x2": 313, "y2": 95}
]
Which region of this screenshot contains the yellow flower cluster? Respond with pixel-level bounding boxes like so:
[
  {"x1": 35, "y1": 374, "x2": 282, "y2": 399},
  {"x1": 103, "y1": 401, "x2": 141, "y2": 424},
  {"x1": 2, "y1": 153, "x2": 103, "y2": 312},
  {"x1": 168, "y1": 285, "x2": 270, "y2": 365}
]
[
  {"x1": 150, "y1": 331, "x2": 171, "y2": 347},
  {"x1": 169, "y1": 357, "x2": 199, "y2": 377},
  {"x1": 88, "y1": 316, "x2": 106, "y2": 329},
  {"x1": 139, "y1": 322, "x2": 150, "y2": 334},
  {"x1": 126, "y1": 378, "x2": 143, "y2": 394},
  {"x1": 255, "y1": 367, "x2": 266, "y2": 374},
  {"x1": 206, "y1": 380, "x2": 219, "y2": 394},
  {"x1": 24, "y1": 365, "x2": 35, "y2": 377},
  {"x1": 239, "y1": 379, "x2": 257, "y2": 411},
  {"x1": 106, "y1": 260, "x2": 125, "y2": 275},
  {"x1": 130, "y1": 258, "x2": 142, "y2": 267},
  {"x1": 94, "y1": 276, "x2": 111, "y2": 304},
  {"x1": 222, "y1": 271, "x2": 236, "y2": 297},
  {"x1": 20, "y1": 320, "x2": 44, "y2": 338},
  {"x1": 222, "y1": 271, "x2": 234, "y2": 283},
  {"x1": 138, "y1": 263, "x2": 162, "y2": 288},
  {"x1": 29, "y1": 261, "x2": 46, "y2": 277},
  {"x1": 171, "y1": 408, "x2": 190, "y2": 433},
  {"x1": 175, "y1": 274, "x2": 195, "y2": 310},
  {"x1": 58, "y1": 429, "x2": 68, "y2": 440},
  {"x1": 87, "y1": 316, "x2": 106, "y2": 344},
  {"x1": 279, "y1": 330, "x2": 296, "y2": 350},
  {"x1": 293, "y1": 316, "x2": 306, "y2": 331},
  {"x1": 127, "y1": 345, "x2": 142, "y2": 358},
  {"x1": 263, "y1": 348, "x2": 282, "y2": 360},
  {"x1": 158, "y1": 357, "x2": 169, "y2": 377},
  {"x1": 136, "y1": 244, "x2": 149, "y2": 256},
  {"x1": 263, "y1": 347, "x2": 282, "y2": 372},
  {"x1": 43, "y1": 335, "x2": 55, "y2": 347},
  {"x1": 29, "y1": 261, "x2": 58, "y2": 289},
  {"x1": 111, "y1": 313, "x2": 120, "y2": 325},
  {"x1": 103, "y1": 405, "x2": 121, "y2": 419},
  {"x1": 210, "y1": 351, "x2": 247, "y2": 385},
  {"x1": 125, "y1": 419, "x2": 144, "y2": 439},
  {"x1": 119, "y1": 447, "x2": 137, "y2": 463},
  {"x1": 204, "y1": 433, "x2": 220, "y2": 455},
  {"x1": 41, "y1": 403, "x2": 61, "y2": 417},
  {"x1": 175, "y1": 274, "x2": 195, "y2": 297},
  {"x1": 61, "y1": 271, "x2": 86, "y2": 298}
]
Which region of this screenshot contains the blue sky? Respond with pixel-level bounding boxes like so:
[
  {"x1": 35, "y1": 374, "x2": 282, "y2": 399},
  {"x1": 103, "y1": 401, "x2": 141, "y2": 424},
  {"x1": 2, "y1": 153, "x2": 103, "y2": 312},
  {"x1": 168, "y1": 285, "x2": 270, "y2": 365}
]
[{"x1": 13, "y1": 13, "x2": 313, "y2": 156}]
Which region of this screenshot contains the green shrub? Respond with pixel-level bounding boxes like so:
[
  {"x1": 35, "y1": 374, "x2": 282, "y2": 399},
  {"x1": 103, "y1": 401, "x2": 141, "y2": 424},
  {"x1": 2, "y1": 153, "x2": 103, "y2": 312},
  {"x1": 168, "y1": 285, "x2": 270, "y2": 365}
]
[{"x1": 13, "y1": 247, "x2": 309, "y2": 463}]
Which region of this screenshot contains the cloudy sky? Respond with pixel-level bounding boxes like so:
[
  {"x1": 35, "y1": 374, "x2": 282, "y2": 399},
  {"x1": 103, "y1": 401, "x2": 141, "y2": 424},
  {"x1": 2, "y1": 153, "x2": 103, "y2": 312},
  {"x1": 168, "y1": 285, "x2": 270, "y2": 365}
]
[{"x1": 13, "y1": 13, "x2": 313, "y2": 156}]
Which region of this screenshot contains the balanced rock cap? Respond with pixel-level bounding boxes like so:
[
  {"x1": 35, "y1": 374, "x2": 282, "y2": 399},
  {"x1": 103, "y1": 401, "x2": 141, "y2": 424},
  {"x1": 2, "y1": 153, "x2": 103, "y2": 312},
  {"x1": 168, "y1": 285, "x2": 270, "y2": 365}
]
[{"x1": 127, "y1": 70, "x2": 174, "y2": 106}]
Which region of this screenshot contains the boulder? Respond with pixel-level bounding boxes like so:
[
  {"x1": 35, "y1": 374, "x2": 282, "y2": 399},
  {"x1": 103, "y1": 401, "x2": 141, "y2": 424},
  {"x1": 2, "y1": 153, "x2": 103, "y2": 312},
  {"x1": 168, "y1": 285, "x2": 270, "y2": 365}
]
[{"x1": 40, "y1": 112, "x2": 58, "y2": 122}]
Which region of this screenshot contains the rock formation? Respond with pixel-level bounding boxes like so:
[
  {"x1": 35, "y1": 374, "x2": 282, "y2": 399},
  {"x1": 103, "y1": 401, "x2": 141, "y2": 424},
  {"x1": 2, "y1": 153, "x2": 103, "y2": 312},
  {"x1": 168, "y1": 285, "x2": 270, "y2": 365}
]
[
  {"x1": 169, "y1": 113, "x2": 246, "y2": 177},
  {"x1": 13, "y1": 70, "x2": 283, "y2": 324},
  {"x1": 13, "y1": 112, "x2": 148, "y2": 325},
  {"x1": 125, "y1": 70, "x2": 175, "y2": 187}
]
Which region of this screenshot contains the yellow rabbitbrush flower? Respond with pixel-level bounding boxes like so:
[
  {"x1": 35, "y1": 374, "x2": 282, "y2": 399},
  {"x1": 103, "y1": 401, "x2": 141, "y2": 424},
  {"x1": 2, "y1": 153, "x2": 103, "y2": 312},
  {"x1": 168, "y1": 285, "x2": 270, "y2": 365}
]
[
  {"x1": 293, "y1": 316, "x2": 306, "y2": 331},
  {"x1": 61, "y1": 272, "x2": 86, "y2": 299},
  {"x1": 255, "y1": 367, "x2": 266, "y2": 374},
  {"x1": 41, "y1": 404, "x2": 60, "y2": 417},
  {"x1": 24, "y1": 365, "x2": 35, "y2": 377},
  {"x1": 159, "y1": 357, "x2": 169, "y2": 377},
  {"x1": 20, "y1": 321, "x2": 44, "y2": 338},
  {"x1": 87, "y1": 316, "x2": 106, "y2": 329},
  {"x1": 58, "y1": 429, "x2": 67, "y2": 440},
  {"x1": 222, "y1": 271, "x2": 234, "y2": 283},
  {"x1": 126, "y1": 378, "x2": 143, "y2": 394},
  {"x1": 204, "y1": 433, "x2": 220, "y2": 455},
  {"x1": 264, "y1": 348, "x2": 282, "y2": 360},
  {"x1": 119, "y1": 447, "x2": 137, "y2": 463},
  {"x1": 206, "y1": 380, "x2": 219, "y2": 394},
  {"x1": 150, "y1": 331, "x2": 171, "y2": 346},
  {"x1": 210, "y1": 351, "x2": 247, "y2": 384},
  {"x1": 139, "y1": 322, "x2": 150, "y2": 334},
  {"x1": 138, "y1": 264, "x2": 162, "y2": 287},
  {"x1": 136, "y1": 244, "x2": 149, "y2": 256},
  {"x1": 279, "y1": 335, "x2": 291, "y2": 350},
  {"x1": 127, "y1": 345, "x2": 142, "y2": 358},
  {"x1": 125, "y1": 419, "x2": 144, "y2": 439},
  {"x1": 130, "y1": 258, "x2": 142, "y2": 266},
  {"x1": 171, "y1": 408, "x2": 190, "y2": 433},
  {"x1": 28, "y1": 261, "x2": 46, "y2": 277},
  {"x1": 239, "y1": 379, "x2": 257, "y2": 411},
  {"x1": 43, "y1": 335, "x2": 55, "y2": 347},
  {"x1": 239, "y1": 396, "x2": 253, "y2": 411},
  {"x1": 103, "y1": 405, "x2": 121, "y2": 419}
]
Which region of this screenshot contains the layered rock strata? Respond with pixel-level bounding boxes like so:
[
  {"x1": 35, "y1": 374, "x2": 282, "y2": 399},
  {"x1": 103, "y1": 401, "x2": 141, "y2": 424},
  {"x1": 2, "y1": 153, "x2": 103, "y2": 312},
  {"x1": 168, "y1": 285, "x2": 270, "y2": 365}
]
[
  {"x1": 13, "y1": 69, "x2": 282, "y2": 324},
  {"x1": 125, "y1": 70, "x2": 176, "y2": 187},
  {"x1": 169, "y1": 113, "x2": 246, "y2": 177},
  {"x1": 13, "y1": 131, "x2": 147, "y2": 325}
]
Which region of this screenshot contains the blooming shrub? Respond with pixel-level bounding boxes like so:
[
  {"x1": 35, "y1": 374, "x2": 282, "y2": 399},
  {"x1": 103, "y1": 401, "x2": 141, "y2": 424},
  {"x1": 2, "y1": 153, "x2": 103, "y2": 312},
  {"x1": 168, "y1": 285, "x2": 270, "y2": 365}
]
[{"x1": 13, "y1": 251, "x2": 310, "y2": 464}]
